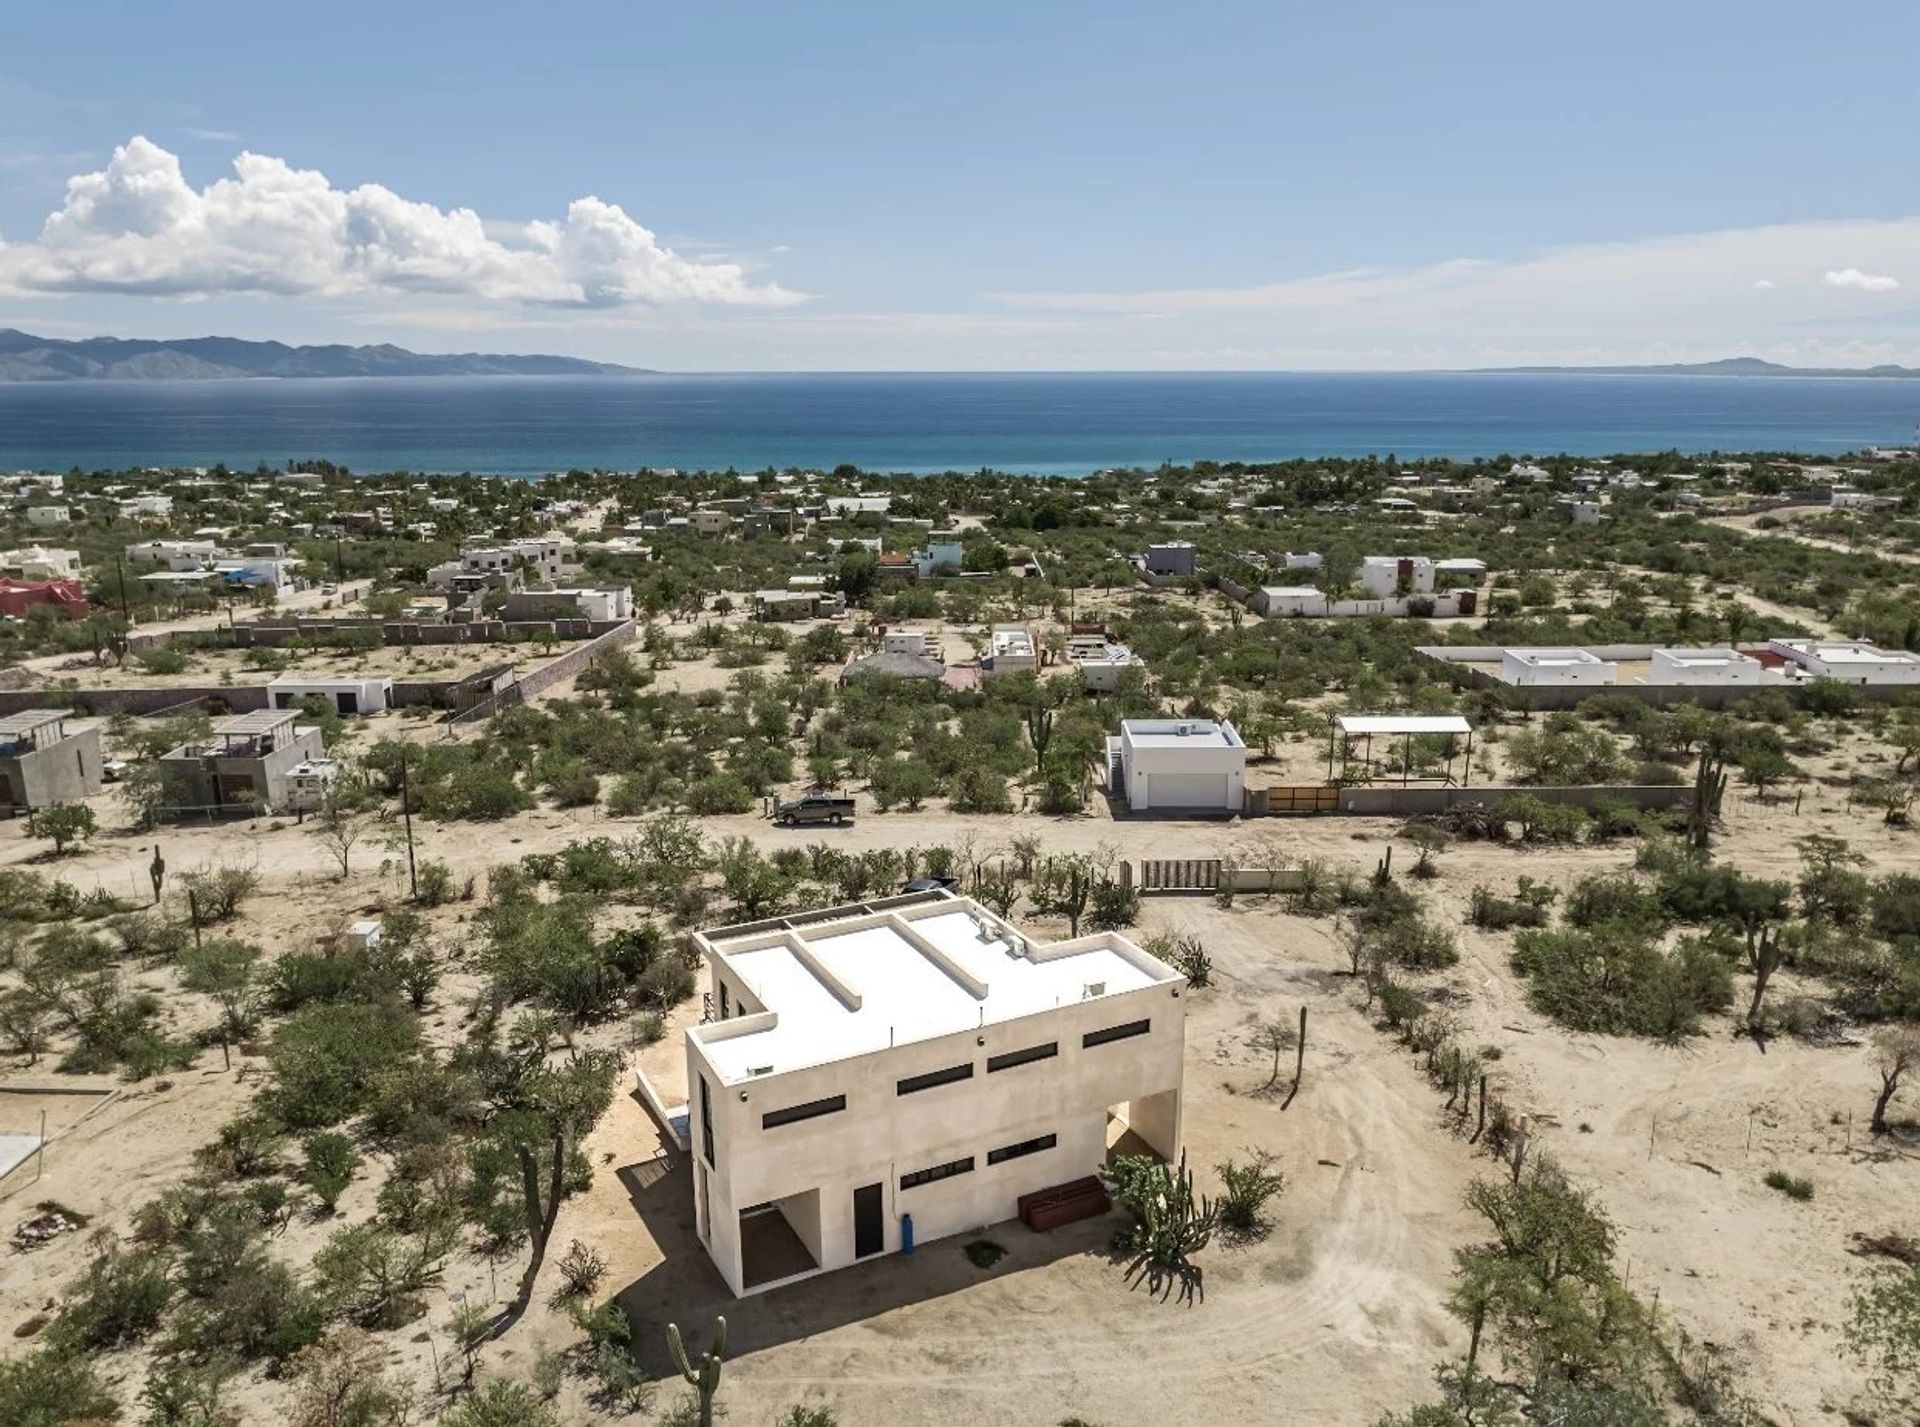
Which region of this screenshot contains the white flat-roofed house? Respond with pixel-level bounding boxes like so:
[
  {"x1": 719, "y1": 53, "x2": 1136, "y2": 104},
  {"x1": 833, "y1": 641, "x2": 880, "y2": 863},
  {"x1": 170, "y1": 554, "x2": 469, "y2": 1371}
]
[
  {"x1": 268, "y1": 675, "x2": 393, "y2": 715},
  {"x1": 25, "y1": 506, "x2": 71, "y2": 528},
  {"x1": 686, "y1": 893, "x2": 1186, "y2": 1295},
  {"x1": 913, "y1": 533, "x2": 966, "y2": 578},
  {"x1": 1766, "y1": 638, "x2": 1920, "y2": 685},
  {"x1": 1649, "y1": 648, "x2": 1780, "y2": 686},
  {"x1": 1109, "y1": 718, "x2": 1246, "y2": 812},
  {"x1": 984, "y1": 624, "x2": 1037, "y2": 678},
  {"x1": 1358, "y1": 555, "x2": 1435, "y2": 599},
  {"x1": 0, "y1": 546, "x2": 81, "y2": 580},
  {"x1": 1064, "y1": 634, "x2": 1143, "y2": 692},
  {"x1": 881, "y1": 627, "x2": 941, "y2": 659},
  {"x1": 1499, "y1": 648, "x2": 1617, "y2": 688},
  {"x1": 1143, "y1": 542, "x2": 1196, "y2": 577},
  {"x1": 1253, "y1": 585, "x2": 1328, "y2": 617},
  {"x1": 124, "y1": 539, "x2": 218, "y2": 571},
  {"x1": 1282, "y1": 551, "x2": 1323, "y2": 570}
]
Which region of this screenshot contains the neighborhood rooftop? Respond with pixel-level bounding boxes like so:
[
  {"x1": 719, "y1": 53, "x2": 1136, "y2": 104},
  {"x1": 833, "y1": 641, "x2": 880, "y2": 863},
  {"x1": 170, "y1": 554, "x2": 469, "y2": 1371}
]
[{"x1": 691, "y1": 895, "x2": 1172, "y2": 1083}]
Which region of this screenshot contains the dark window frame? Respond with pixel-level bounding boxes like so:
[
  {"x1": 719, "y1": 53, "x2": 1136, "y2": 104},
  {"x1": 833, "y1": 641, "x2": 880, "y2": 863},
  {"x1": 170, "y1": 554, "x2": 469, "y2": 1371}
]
[
  {"x1": 761, "y1": 1093, "x2": 847, "y2": 1130},
  {"x1": 986, "y1": 1041, "x2": 1058, "y2": 1073},
  {"x1": 987, "y1": 1132, "x2": 1057, "y2": 1166},
  {"x1": 1082, "y1": 1018, "x2": 1151, "y2": 1049},
  {"x1": 896, "y1": 1062, "x2": 974, "y2": 1096},
  {"x1": 698, "y1": 1075, "x2": 715, "y2": 1168},
  {"x1": 900, "y1": 1155, "x2": 975, "y2": 1191}
]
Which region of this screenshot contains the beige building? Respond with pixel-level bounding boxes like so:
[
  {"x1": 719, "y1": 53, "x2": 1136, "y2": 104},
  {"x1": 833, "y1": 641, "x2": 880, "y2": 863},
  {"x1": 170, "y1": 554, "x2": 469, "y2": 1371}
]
[{"x1": 685, "y1": 892, "x2": 1186, "y2": 1296}]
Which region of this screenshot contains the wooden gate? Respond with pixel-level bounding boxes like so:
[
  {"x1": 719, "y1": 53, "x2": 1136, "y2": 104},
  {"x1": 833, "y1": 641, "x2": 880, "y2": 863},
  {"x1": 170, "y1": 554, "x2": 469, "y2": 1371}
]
[
  {"x1": 1138, "y1": 858, "x2": 1222, "y2": 892},
  {"x1": 1249, "y1": 785, "x2": 1340, "y2": 815}
]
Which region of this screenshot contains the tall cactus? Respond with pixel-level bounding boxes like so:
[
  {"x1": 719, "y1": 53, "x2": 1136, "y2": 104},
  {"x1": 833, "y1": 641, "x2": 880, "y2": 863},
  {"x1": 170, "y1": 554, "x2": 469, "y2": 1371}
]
[
  {"x1": 1689, "y1": 742, "x2": 1730, "y2": 850},
  {"x1": 667, "y1": 1316, "x2": 727, "y2": 1427},
  {"x1": 149, "y1": 844, "x2": 167, "y2": 905}
]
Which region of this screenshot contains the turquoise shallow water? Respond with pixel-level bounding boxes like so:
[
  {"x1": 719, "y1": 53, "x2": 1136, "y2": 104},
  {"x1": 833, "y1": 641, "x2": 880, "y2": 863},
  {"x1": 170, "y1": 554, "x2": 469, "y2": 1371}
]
[{"x1": 0, "y1": 370, "x2": 1914, "y2": 476}]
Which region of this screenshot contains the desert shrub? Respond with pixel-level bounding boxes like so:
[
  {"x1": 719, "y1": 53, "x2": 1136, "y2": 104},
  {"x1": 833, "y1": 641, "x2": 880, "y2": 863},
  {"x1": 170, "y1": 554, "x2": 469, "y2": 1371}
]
[
  {"x1": 168, "y1": 1248, "x2": 324, "y2": 1363},
  {"x1": 685, "y1": 772, "x2": 754, "y2": 815},
  {"x1": 442, "y1": 1382, "x2": 560, "y2": 1427},
  {"x1": 1216, "y1": 1149, "x2": 1287, "y2": 1235},
  {"x1": 1763, "y1": 1169, "x2": 1814, "y2": 1201},
  {"x1": 1564, "y1": 874, "x2": 1669, "y2": 936},
  {"x1": 1496, "y1": 793, "x2": 1589, "y2": 844},
  {"x1": 1469, "y1": 881, "x2": 1555, "y2": 930},
  {"x1": 179, "y1": 864, "x2": 260, "y2": 923},
  {"x1": 266, "y1": 1001, "x2": 420, "y2": 1129},
  {"x1": 106, "y1": 910, "x2": 190, "y2": 962},
  {"x1": 1144, "y1": 931, "x2": 1211, "y2": 989},
  {"x1": 198, "y1": 1111, "x2": 287, "y2": 1179},
  {"x1": 555, "y1": 1239, "x2": 608, "y2": 1300},
  {"x1": 1375, "y1": 976, "x2": 1425, "y2": 1030},
  {"x1": 963, "y1": 1239, "x2": 1005, "y2": 1269},
  {"x1": 638, "y1": 956, "x2": 696, "y2": 1009},
  {"x1": 1376, "y1": 913, "x2": 1459, "y2": 970},
  {"x1": 413, "y1": 860, "x2": 455, "y2": 906},
  {"x1": 947, "y1": 765, "x2": 1012, "y2": 814},
  {"x1": 287, "y1": 1328, "x2": 413, "y2": 1427},
  {"x1": 47, "y1": 1232, "x2": 174, "y2": 1351},
  {"x1": 1512, "y1": 926, "x2": 1732, "y2": 1038},
  {"x1": 312, "y1": 1221, "x2": 457, "y2": 1328},
  {"x1": 302, "y1": 1132, "x2": 361, "y2": 1213},
  {"x1": 0, "y1": 1347, "x2": 120, "y2": 1427},
  {"x1": 1088, "y1": 877, "x2": 1141, "y2": 930}
]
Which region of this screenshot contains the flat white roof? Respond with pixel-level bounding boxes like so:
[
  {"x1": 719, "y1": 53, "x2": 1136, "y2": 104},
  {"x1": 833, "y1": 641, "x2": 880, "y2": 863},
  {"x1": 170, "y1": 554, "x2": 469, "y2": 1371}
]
[
  {"x1": 1260, "y1": 585, "x2": 1324, "y2": 598},
  {"x1": 1337, "y1": 714, "x2": 1471, "y2": 736},
  {"x1": 695, "y1": 897, "x2": 1171, "y2": 1082},
  {"x1": 1656, "y1": 647, "x2": 1752, "y2": 666},
  {"x1": 1507, "y1": 647, "x2": 1607, "y2": 666},
  {"x1": 1121, "y1": 718, "x2": 1244, "y2": 749},
  {"x1": 1786, "y1": 641, "x2": 1920, "y2": 666}
]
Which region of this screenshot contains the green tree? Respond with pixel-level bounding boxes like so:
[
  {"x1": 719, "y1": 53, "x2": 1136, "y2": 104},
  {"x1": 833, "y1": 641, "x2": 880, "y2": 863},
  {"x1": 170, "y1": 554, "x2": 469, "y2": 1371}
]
[{"x1": 25, "y1": 802, "x2": 96, "y2": 855}]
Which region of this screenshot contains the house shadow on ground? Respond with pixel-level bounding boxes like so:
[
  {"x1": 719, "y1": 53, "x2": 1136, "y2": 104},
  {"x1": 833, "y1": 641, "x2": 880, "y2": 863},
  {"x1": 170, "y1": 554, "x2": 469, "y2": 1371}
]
[{"x1": 610, "y1": 1150, "x2": 1116, "y2": 1375}]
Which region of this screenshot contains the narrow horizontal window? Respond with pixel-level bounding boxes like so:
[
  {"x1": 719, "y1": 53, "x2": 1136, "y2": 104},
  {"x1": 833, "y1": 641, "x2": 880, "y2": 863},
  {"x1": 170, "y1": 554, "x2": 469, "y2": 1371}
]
[
  {"x1": 761, "y1": 1094, "x2": 846, "y2": 1129},
  {"x1": 987, "y1": 1133, "x2": 1057, "y2": 1166},
  {"x1": 897, "y1": 1062, "x2": 973, "y2": 1096},
  {"x1": 1082, "y1": 1019, "x2": 1151, "y2": 1049},
  {"x1": 900, "y1": 1155, "x2": 974, "y2": 1191},
  {"x1": 987, "y1": 1041, "x2": 1058, "y2": 1073}
]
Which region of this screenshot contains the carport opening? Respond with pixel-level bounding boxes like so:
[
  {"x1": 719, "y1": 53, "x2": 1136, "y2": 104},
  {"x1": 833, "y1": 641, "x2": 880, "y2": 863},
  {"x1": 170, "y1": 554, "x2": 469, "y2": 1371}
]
[
  {"x1": 739, "y1": 1187, "x2": 821, "y2": 1288},
  {"x1": 1105, "y1": 1089, "x2": 1181, "y2": 1165}
]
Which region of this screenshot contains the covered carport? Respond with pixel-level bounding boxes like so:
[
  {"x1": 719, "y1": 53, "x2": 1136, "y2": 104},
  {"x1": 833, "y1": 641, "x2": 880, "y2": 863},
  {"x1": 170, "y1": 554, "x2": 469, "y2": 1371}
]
[{"x1": 1328, "y1": 713, "x2": 1473, "y2": 786}]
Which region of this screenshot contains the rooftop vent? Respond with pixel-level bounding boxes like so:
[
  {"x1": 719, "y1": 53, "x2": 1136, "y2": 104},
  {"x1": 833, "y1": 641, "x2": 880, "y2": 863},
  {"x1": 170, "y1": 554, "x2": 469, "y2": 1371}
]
[{"x1": 1082, "y1": 981, "x2": 1106, "y2": 999}]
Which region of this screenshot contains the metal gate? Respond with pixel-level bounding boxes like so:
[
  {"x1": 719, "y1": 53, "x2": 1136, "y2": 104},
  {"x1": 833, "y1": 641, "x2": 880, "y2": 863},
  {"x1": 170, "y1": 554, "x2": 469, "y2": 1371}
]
[{"x1": 1138, "y1": 858, "x2": 1221, "y2": 892}]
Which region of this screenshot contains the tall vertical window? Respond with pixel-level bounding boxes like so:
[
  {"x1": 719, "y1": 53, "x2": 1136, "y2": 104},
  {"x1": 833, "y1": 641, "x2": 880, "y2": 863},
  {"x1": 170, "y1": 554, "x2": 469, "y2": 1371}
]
[{"x1": 699, "y1": 1074, "x2": 715, "y2": 1168}]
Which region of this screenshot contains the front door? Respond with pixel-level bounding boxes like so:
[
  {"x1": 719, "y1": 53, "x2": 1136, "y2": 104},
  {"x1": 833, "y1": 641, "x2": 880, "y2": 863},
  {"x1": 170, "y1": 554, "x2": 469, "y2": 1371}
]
[{"x1": 852, "y1": 1182, "x2": 884, "y2": 1259}]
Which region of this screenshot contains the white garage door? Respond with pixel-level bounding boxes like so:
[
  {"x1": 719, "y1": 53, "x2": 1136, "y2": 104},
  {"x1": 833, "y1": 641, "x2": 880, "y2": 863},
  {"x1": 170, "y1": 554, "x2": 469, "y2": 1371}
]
[{"x1": 1145, "y1": 773, "x2": 1228, "y2": 809}]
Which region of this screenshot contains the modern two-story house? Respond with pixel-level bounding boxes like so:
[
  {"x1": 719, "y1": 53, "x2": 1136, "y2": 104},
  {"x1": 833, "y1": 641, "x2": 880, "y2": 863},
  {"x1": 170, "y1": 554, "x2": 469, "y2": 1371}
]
[{"x1": 684, "y1": 892, "x2": 1186, "y2": 1296}]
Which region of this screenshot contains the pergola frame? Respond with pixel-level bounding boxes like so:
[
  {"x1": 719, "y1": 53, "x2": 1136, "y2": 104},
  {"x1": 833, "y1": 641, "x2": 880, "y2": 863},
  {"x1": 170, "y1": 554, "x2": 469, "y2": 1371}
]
[{"x1": 1326, "y1": 713, "x2": 1474, "y2": 787}]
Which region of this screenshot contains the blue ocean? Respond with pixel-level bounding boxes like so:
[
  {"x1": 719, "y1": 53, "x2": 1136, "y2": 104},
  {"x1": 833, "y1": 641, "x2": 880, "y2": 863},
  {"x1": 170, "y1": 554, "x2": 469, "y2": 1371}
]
[{"x1": 1, "y1": 371, "x2": 1916, "y2": 476}]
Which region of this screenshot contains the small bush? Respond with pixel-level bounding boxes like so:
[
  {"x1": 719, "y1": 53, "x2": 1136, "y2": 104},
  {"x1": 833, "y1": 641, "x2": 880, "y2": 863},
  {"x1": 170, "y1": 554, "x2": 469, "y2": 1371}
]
[
  {"x1": 1763, "y1": 1169, "x2": 1814, "y2": 1201},
  {"x1": 302, "y1": 1131, "x2": 361, "y2": 1213},
  {"x1": 963, "y1": 1238, "x2": 1006, "y2": 1269},
  {"x1": 1216, "y1": 1150, "x2": 1286, "y2": 1235}
]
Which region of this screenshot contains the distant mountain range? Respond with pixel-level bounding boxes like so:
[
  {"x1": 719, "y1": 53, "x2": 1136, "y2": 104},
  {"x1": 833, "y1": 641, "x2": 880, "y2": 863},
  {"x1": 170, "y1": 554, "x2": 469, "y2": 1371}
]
[
  {"x1": 1484, "y1": 356, "x2": 1920, "y2": 378},
  {"x1": 0, "y1": 329, "x2": 650, "y2": 381}
]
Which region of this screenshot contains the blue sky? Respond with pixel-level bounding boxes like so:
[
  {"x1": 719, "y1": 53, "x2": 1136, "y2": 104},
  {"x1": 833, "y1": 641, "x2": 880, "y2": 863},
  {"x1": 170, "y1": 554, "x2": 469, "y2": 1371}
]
[{"x1": 2, "y1": 1, "x2": 1918, "y2": 369}]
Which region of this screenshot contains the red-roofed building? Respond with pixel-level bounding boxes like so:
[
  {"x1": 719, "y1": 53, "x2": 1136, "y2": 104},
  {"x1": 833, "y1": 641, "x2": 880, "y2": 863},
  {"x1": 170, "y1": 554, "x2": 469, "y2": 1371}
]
[{"x1": 0, "y1": 579, "x2": 90, "y2": 619}]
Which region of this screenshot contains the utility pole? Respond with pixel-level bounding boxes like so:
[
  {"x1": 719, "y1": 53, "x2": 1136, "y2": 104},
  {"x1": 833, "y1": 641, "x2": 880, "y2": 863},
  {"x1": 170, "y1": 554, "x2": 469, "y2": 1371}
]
[
  {"x1": 334, "y1": 535, "x2": 345, "y2": 585},
  {"x1": 399, "y1": 744, "x2": 418, "y2": 900},
  {"x1": 115, "y1": 553, "x2": 131, "y2": 623}
]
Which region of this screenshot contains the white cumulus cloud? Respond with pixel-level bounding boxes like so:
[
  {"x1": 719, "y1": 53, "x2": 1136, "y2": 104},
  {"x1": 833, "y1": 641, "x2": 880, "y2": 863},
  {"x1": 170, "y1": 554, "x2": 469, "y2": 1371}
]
[
  {"x1": 0, "y1": 136, "x2": 802, "y2": 310},
  {"x1": 1823, "y1": 267, "x2": 1900, "y2": 291}
]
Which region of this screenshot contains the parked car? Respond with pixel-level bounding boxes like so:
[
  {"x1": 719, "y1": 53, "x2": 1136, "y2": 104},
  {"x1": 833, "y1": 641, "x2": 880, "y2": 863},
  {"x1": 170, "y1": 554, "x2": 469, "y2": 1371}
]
[
  {"x1": 772, "y1": 795, "x2": 856, "y2": 827},
  {"x1": 100, "y1": 758, "x2": 129, "y2": 783},
  {"x1": 901, "y1": 875, "x2": 961, "y2": 894}
]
